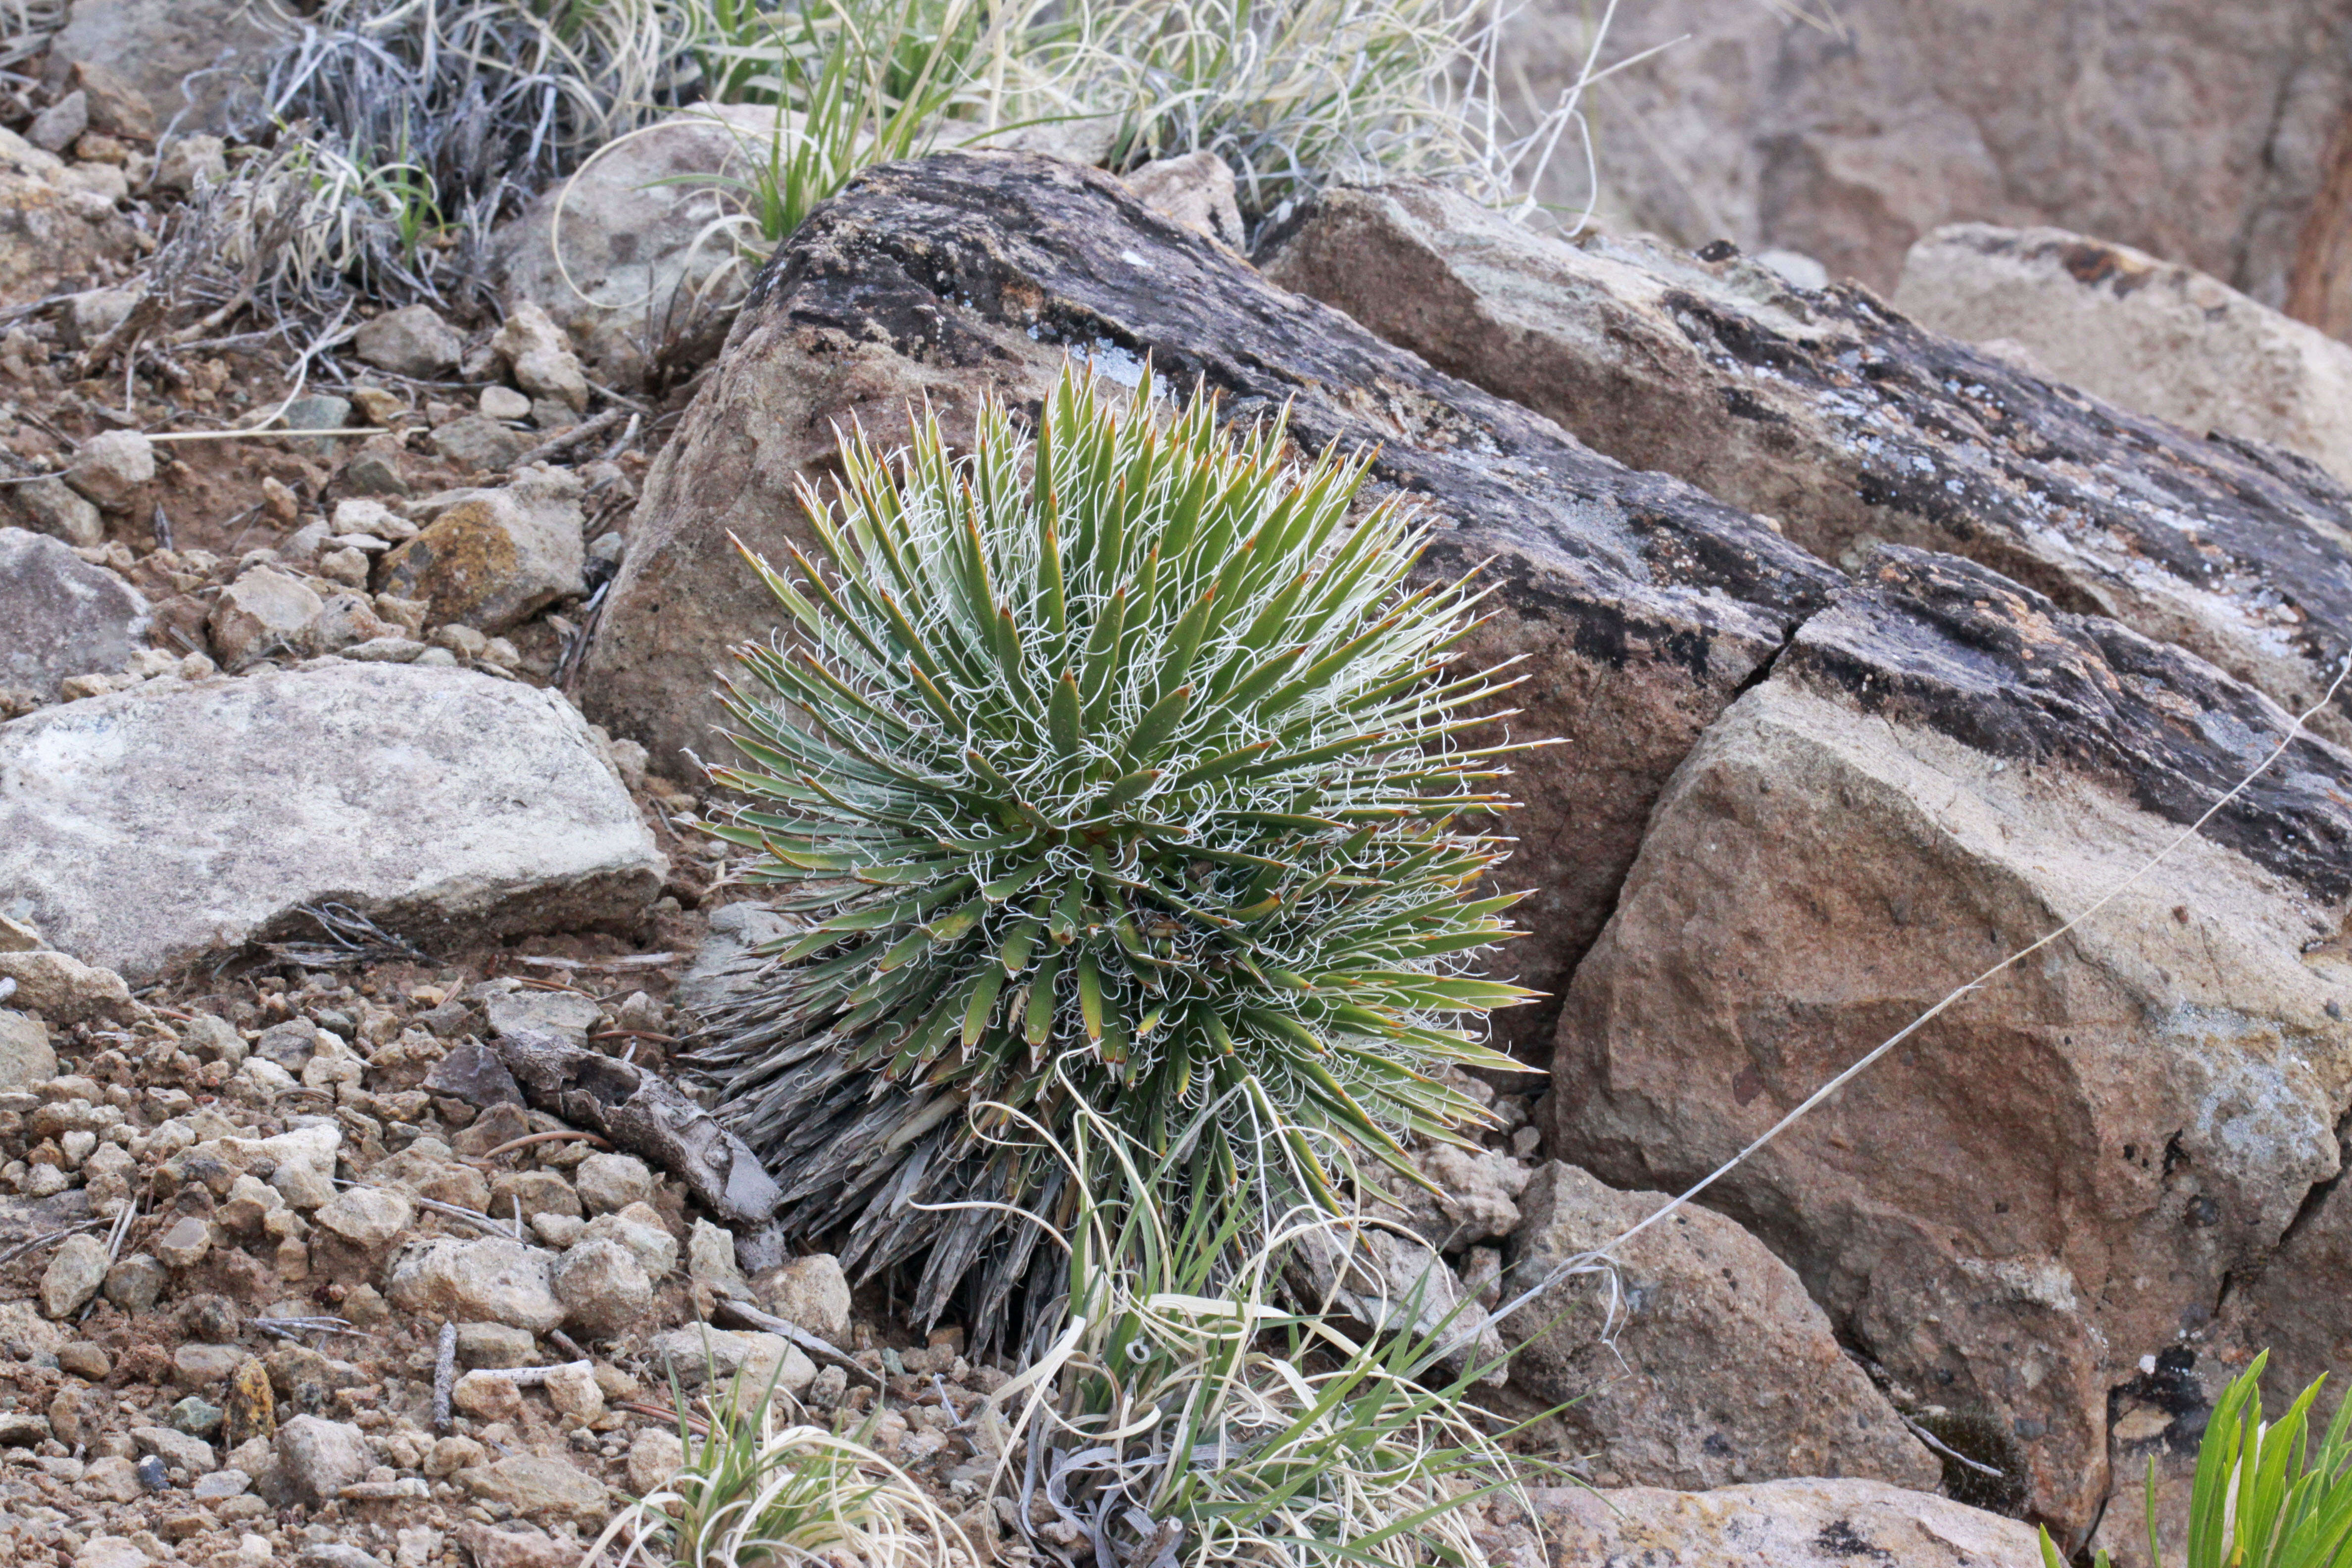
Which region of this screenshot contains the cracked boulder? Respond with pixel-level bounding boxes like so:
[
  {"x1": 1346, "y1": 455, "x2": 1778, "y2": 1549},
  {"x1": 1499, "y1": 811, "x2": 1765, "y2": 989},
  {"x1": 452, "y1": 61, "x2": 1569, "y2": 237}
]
[
  {"x1": 1261, "y1": 182, "x2": 2352, "y2": 753},
  {"x1": 580, "y1": 150, "x2": 1841, "y2": 1057},
  {"x1": 0, "y1": 663, "x2": 665, "y2": 980},
  {"x1": 1549, "y1": 544, "x2": 2352, "y2": 1540}
]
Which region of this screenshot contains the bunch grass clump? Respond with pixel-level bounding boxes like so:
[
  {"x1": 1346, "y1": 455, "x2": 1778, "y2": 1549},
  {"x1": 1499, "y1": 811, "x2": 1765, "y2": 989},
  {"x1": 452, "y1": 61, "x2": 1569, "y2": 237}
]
[
  {"x1": 693, "y1": 361, "x2": 1540, "y2": 1325},
  {"x1": 590, "y1": 1350, "x2": 969, "y2": 1568},
  {"x1": 982, "y1": 1106, "x2": 1533, "y2": 1568}
]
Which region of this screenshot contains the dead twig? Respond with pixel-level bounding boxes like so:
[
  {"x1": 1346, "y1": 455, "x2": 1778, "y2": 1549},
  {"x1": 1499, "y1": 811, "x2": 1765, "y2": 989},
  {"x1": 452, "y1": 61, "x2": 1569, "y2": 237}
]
[
  {"x1": 433, "y1": 1322, "x2": 457, "y2": 1434},
  {"x1": 512, "y1": 406, "x2": 626, "y2": 468},
  {"x1": 710, "y1": 1297, "x2": 883, "y2": 1389},
  {"x1": 472, "y1": 1129, "x2": 612, "y2": 1163},
  {"x1": 518, "y1": 953, "x2": 678, "y2": 972}
]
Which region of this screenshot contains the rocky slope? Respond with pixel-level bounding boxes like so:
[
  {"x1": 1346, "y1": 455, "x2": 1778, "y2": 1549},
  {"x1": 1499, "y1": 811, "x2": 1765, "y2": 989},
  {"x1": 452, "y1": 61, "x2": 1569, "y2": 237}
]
[{"x1": 6, "y1": 18, "x2": 2352, "y2": 1567}]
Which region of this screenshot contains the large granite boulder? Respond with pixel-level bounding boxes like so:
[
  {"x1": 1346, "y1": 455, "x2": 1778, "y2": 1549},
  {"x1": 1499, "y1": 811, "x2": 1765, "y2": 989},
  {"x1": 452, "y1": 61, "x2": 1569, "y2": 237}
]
[
  {"x1": 1548, "y1": 545, "x2": 2352, "y2": 1538},
  {"x1": 1493, "y1": 0, "x2": 2351, "y2": 306},
  {"x1": 0, "y1": 663, "x2": 664, "y2": 980},
  {"x1": 1896, "y1": 224, "x2": 2352, "y2": 483},
  {"x1": 0, "y1": 528, "x2": 148, "y2": 704},
  {"x1": 581, "y1": 150, "x2": 1841, "y2": 1056},
  {"x1": 1262, "y1": 181, "x2": 2352, "y2": 751}
]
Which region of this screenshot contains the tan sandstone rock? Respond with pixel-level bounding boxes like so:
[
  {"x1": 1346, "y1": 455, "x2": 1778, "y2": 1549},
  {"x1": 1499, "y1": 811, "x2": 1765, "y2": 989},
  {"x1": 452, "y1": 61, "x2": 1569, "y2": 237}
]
[{"x1": 1550, "y1": 546, "x2": 2352, "y2": 1537}]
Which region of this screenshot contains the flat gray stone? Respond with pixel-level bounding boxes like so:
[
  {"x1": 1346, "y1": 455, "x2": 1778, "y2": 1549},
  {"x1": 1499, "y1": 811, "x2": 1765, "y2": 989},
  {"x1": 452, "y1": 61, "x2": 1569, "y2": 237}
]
[
  {"x1": 0, "y1": 663, "x2": 665, "y2": 981},
  {"x1": 0, "y1": 528, "x2": 148, "y2": 701}
]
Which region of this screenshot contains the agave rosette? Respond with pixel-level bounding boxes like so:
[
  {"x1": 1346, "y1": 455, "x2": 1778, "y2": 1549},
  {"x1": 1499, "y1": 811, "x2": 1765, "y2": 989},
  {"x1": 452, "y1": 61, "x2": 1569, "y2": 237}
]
[{"x1": 693, "y1": 364, "x2": 1539, "y2": 1323}]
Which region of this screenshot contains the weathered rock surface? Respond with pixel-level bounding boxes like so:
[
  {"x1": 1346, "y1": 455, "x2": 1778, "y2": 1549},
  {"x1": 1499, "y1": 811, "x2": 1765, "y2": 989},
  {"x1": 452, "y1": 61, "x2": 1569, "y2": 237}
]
[
  {"x1": 0, "y1": 529, "x2": 148, "y2": 702},
  {"x1": 0, "y1": 663, "x2": 662, "y2": 981},
  {"x1": 44, "y1": 0, "x2": 276, "y2": 135},
  {"x1": 583, "y1": 151, "x2": 1842, "y2": 1055},
  {"x1": 1550, "y1": 545, "x2": 2352, "y2": 1537},
  {"x1": 0, "y1": 129, "x2": 139, "y2": 307},
  {"x1": 378, "y1": 467, "x2": 586, "y2": 635},
  {"x1": 1501, "y1": 1162, "x2": 1938, "y2": 1491},
  {"x1": 1495, "y1": 0, "x2": 2352, "y2": 306},
  {"x1": 1263, "y1": 182, "x2": 2352, "y2": 750},
  {"x1": 1529, "y1": 1477, "x2": 2040, "y2": 1568},
  {"x1": 493, "y1": 104, "x2": 780, "y2": 387},
  {"x1": 385, "y1": 1237, "x2": 565, "y2": 1333},
  {"x1": 1895, "y1": 224, "x2": 2352, "y2": 484}
]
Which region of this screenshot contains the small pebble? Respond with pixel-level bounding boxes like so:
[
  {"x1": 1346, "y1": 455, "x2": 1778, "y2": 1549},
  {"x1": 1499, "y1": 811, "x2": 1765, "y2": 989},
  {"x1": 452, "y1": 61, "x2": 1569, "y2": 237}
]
[{"x1": 135, "y1": 1453, "x2": 170, "y2": 1491}]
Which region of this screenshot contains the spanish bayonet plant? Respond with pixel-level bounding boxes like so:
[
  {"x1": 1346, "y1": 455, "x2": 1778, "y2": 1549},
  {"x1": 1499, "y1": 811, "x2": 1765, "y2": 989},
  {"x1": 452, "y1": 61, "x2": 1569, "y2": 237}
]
[{"x1": 692, "y1": 362, "x2": 1540, "y2": 1325}]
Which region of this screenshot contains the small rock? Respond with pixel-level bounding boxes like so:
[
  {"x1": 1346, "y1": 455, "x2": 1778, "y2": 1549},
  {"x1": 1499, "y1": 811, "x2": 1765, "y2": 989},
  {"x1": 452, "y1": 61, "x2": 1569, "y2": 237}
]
[
  {"x1": 58, "y1": 1340, "x2": 111, "y2": 1379},
  {"x1": 455, "y1": 1526, "x2": 572, "y2": 1568},
  {"x1": 28, "y1": 91, "x2": 89, "y2": 154},
  {"x1": 11, "y1": 477, "x2": 104, "y2": 547},
  {"x1": 301, "y1": 1547, "x2": 388, "y2": 1568},
  {"x1": 63, "y1": 284, "x2": 141, "y2": 349},
  {"x1": 544, "y1": 1361, "x2": 603, "y2": 1423},
  {"x1": 1124, "y1": 150, "x2": 1244, "y2": 247},
  {"x1": 312, "y1": 1185, "x2": 414, "y2": 1250},
  {"x1": 342, "y1": 442, "x2": 409, "y2": 496},
  {"x1": 133, "y1": 1423, "x2": 218, "y2": 1474},
  {"x1": 208, "y1": 567, "x2": 324, "y2": 671},
  {"x1": 552, "y1": 1236, "x2": 652, "y2": 1338},
  {"x1": 354, "y1": 305, "x2": 463, "y2": 380},
  {"x1": 574, "y1": 1152, "x2": 652, "y2": 1215},
  {"x1": 173, "y1": 1343, "x2": 243, "y2": 1387},
  {"x1": 269, "y1": 1159, "x2": 335, "y2": 1211},
  {"x1": 41, "y1": 1232, "x2": 107, "y2": 1318},
  {"x1": 454, "y1": 1322, "x2": 539, "y2": 1370},
  {"x1": 155, "y1": 1214, "x2": 212, "y2": 1270},
  {"x1": 170, "y1": 1395, "x2": 224, "y2": 1437},
  {"x1": 151, "y1": 135, "x2": 227, "y2": 194},
  {"x1": 427, "y1": 1435, "x2": 486, "y2": 1476},
  {"x1": 84, "y1": 1455, "x2": 144, "y2": 1502},
  {"x1": 193, "y1": 1467, "x2": 251, "y2": 1500},
  {"x1": 0, "y1": 1409, "x2": 49, "y2": 1445},
  {"x1": 0, "y1": 1008, "x2": 56, "y2": 1092},
  {"x1": 483, "y1": 987, "x2": 603, "y2": 1044},
  {"x1": 491, "y1": 302, "x2": 589, "y2": 411},
  {"x1": 135, "y1": 1453, "x2": 169, "y2": 1491},
  {"x1": 386, "y1": 1236, "x2": 565, "y2": 1332},
  {"x1": 64, "y1": 430, "x2": 155, "y2": 511},
  {"x1": 647, "y1": 1326, "x2": 816, "y2": 1401},
  {"x1": 580, "y1": 1203, "x2": 678, "y2": 1276},
  {"x1": 488, "y1": 1169, "x2": 582, "y2": 1227},
  {"x1": 379, "y1": 468, "x2": 586, "y2": 634},
  {"x1": 626, "y1": 1426, "x2": 684, "y2": 1495},
  {"x1": 479, "y1": 386, "x2": 532, "y2": 421},
  {"x1": 687, "y1": 1218, "x2": 752, "y2": 1299},
  {"x1": 451, "y1": 1370, "x2": 526, "y2": 1423},
  {"x1": 276, "y1": 1415, "x2": 373, "y2": 1507},
  {"x1": 0, "y1": 949, "x2": 129, "y2": 1024},
  {"x1": 104, "y1": 1252, "x2": 166, "y2": 1310},
  {"x1": 1, "y1": 527, "x2": 150, "y2": 703},
  {"x1": 530, "y1": 1213, "x2": 585, "y2": 1248},
  {"x1": 755, "y1": 1253, "x2": 851, "y2": 1342},
  {"x1": 458, "y1": 1453, "x2": 610, "y2": 1526},
  {"x1": 75, "y1": 62, "x2": 156, "y2": 141},
  {"x1": 72, "y1": 1535, "x2": 147, "y2": 1568},
  {"x1": 427, "y1": 414, "x2": 531, "y2": 474}
]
